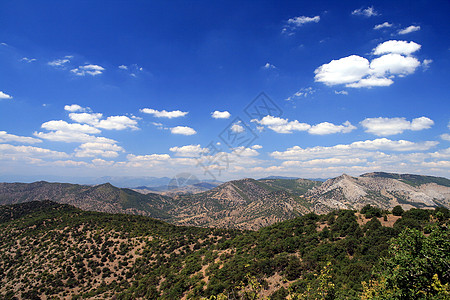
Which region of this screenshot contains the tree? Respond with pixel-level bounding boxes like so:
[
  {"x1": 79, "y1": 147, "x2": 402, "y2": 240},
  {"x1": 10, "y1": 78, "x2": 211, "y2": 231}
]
[
  {"x1": 392, "y1": 206, "x2": 404, "y2": 217},
  {"x1": 363, "y1": 225, "x2": 450, "y2": 299}
]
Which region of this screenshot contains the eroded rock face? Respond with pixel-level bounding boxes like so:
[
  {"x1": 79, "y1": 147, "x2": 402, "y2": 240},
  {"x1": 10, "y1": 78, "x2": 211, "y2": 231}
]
[{"x1": 306, "y1": 173, "x2": 450, "y2": 213}]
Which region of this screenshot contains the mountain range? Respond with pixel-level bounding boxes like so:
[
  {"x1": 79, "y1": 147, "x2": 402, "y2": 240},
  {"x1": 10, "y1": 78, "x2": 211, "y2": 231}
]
[{"x1": 0, "y1": 172, "x2": 449, "y2": 230}]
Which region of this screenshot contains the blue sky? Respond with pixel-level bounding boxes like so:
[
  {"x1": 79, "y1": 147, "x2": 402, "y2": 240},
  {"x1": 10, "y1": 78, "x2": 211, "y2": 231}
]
[{"x1": 0, "y1": 0, "x2": 449, "y2": 183}]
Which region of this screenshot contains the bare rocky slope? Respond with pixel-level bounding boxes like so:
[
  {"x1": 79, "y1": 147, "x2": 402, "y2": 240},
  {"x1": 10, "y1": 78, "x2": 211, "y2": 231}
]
[
  {"x1": 0, "y1": 172, "x2": 449, "y2": 230},
  {"x1": 307, "y1": 172, "x2": 450, "y2": 214}
]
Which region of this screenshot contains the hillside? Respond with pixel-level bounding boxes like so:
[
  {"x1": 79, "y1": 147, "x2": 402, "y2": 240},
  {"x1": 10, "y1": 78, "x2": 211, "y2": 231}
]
[
  {"x1": 0, "y1": 181, "x2": 174, "y2": 219},
  {"x1": 0, "y1": 172, "x2": 449, "y2": 230},
  {"x1": 307, "y1": 173, "x2": 450, "y2": 214},
  {"x1": 168, "y1": 178, "x2": 320, "y2": 230},
  {"x1": 0, "y1": 201, "x2": 448, "y2": 299}
]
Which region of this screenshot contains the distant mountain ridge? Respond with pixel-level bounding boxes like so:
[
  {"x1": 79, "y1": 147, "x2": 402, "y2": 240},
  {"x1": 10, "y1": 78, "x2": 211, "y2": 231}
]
[{"x1": 0, "y1": 172, "x2": 449, "y2": 230}]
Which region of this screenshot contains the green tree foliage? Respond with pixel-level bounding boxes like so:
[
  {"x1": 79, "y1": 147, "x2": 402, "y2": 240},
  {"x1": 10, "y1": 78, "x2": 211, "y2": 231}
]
[
  {"x1": 363, "y1": 225, "x2": 450, "y2": 299},
  {"x1": 392, "y1": 206, "x2": 404, "y2": 216}
]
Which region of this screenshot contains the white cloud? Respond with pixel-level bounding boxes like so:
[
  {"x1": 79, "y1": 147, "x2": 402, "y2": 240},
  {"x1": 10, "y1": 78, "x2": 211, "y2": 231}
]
[
  {"x1": 41, "y1": 120, "x2": 101, "y2": 134},
  {"x1": 334, "y1": 90, "x2": 348, "y2": 95},
  {"x1": 64, "y1": 104, "x2": 87, "y2": 112},
  {"x1": 314, "y1": 55, "x2": 370, "y2": 85},
  {"x1": 253, "y1": 117, "x2": 355, "y2": 135},
  {"x1": 0, "y1": 131, "x2": 42, "y2": 144},
  {"x1": 252, "y1": 144, "x2": 263, "y2": 150},
  {"x1": 127, "y1": 153, "x2": 171, "y2": 161},
  {"x1": 69, "y1": 112, "x2": 138, "y2": 130},
  {"x1": 271, "y1": 138, "x2": 438, "y2": 161},
  {"x1": 423, "y1": 59, "x2": 433, "y2": 70},
  {"x1": 350, "y1": 138, "x2": 438, "y2": 151},
  {"x1": 34, "y1": 130, "x2": 117, "y2": 144},
  {"x1": 140, "y1": 108, "x2": 188, "y2": 118},
  {"x1": 75, "y1": 142, "x2": 124, "y2": 158},
  {"x1": 352, "y1": 6, "x2": 378, "y2": 17},
  {"x1": 315, "y1": 40, "x2": 422, "y2": 88},
  {"x1": 48, "y1": 58, "x2": 70, "y2": 67},
  {"x1": 286, "y1": 87, "x2": 315, "y2": 100},
  {"x1": 373, "y1": 40, "x2": 421, "y2": 55},
  {"x1": 370, "y1": 54, "x2": 420, "y2": 76},
  {"x1": 170, "y1": 126, "x2": 196, "y2": 135},
  {"x1": 69, "y1": 112, "x2": 102, "y2": 125},
  {"x1": 309, "y1": 121, "x2": 356, "y2": 135},
  {"x1": 118, "y1": 65, "x2": 128, "y2": 70},
  {"x1": 170, "y1": 144, "x2": 208, "y2": 157},
  {"x1": 441, "y1": 134, "x2": 450, "y2": 141},
  {"x1": 345, "y1": 76, "x2": 393, "y2": 88},
  {"x1": 361, "y1": 116, "x2": 434, "y2": 136},
  {"x1": 21, "y1": 57, "x2": 37, "y2": 63},
  {"x1": 0, "y1": 144, "x2": 69, "y2": 159},
  {"x1": 263, "y1": 62, "x2": 276, "y2": 69},
  {"x1": 282, "y1": 15, "x2": 320, "y2": 35},
  {"x1": 398, "y1": 25, "x2": 421, "y2": 35},
  {"x1": 374, "y1": 22, "x2": 393, "y2": 30},
  {"x1": 0, "y1": 91, "x2": 12, "y2": 99},
  {"x1": 252, "y1": 116, "x2": 310, "y2": 134},
  {"x1": 71, "y1": 64, "x2": 105, "y2": 76},
  {"x1": 212, "y1": 111, "x2": 231, "y2": 119},
  {"x1": 287, "y1": 15, "x2": 320, "y2": 27},
  {"x1": 231, "y1": 123, "x2": 245, "y2": 133},
  {"x1": 96, "y1": 116, "x2": 139, "y2": 130},
  {"x1": 232, "y1": 146, "x2": 260, "y2": 157}
]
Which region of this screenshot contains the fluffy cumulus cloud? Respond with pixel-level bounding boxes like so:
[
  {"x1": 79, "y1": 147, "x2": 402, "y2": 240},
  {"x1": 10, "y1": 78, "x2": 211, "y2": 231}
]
[
  {"x1": 0, "y1": 131, "x2": 42, "y2": 144},
  {"x1": 0, "y1": 91, "x2": 12, "y2": 99},
  {"x1": 231, "y1": 123, "x2": 245, "y2": 133},
  {"x1": 64, "y1": 104, "x2": 87, "y2": 112},
  {"x1": 75, "y1": 142, "x2": 124, "y2": 158},
  {"x1": 352, "y1": 6, "x2": 378, "y2": 17},
  {"x1": 398, "y1": 25, "x2": 421, "y2": 35},
  {"x1": 140, "y1": 108, "x2": 188, "y2": 118},
  {"x1": 0, "y1": 144, "x2": 69, "y2": 160},
  {"x1": 373, "y1": 40, "x2": 421, "y2": 55},
  {"x1": 361, "y1": 116, "x2": 434, "y2": 136},
  {"x1": 252, "y1": 116, "x2": 310, "y2": 134},
  {"x1": 211, "y1": 111, "x2": 231, "y2": 119},
  {"x1": 169, "y1": 144, "x2": 208, "y2": 157},
  {"x1": 252, "y1": 116, "x2": 355, "y2": 135},
  {"x1": 41, "y1": 120, "x2": 101, "y2": 134},
  {"x1": 170, "y1": 126, "x2": 196, "y2": 135},
  {"x1": 71, "y1": 64, "x2": 105, "y2": 76},
  {"x1": 374, "y1": 22, "x2": 393, "y2": 30},
  {"x1": 441, "y1": 134, "x2": 450, "y2": 141},
  {"x1": 309, "y1": 121, "x2": 356, "y2": 135},
  {"x1": 34, "y1": 130, "x2": 117, "y2": 144},
  {"x1": 34, "y1": 105, "x2": 136, "y2": 144},
  {"x1": 69, "y1": 112, "x2": 103, "y2": 125},
  {"x1": 95, "y1": 116, "x2": 139, "y2": 130},
  {"x1": 271, "y1": 138, "x2": 438, "y2": 162},
  {"x1": 315, "y1": 40, "x2": 422, "y2": 88},
  {"x1": 69, "y1": 111, "x2": 138, "y2": 131}
]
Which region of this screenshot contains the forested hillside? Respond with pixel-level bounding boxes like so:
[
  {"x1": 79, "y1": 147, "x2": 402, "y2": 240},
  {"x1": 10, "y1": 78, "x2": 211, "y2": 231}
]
[{"x1": 1, "y1": 201, "x2": 448, "y2": 299}]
